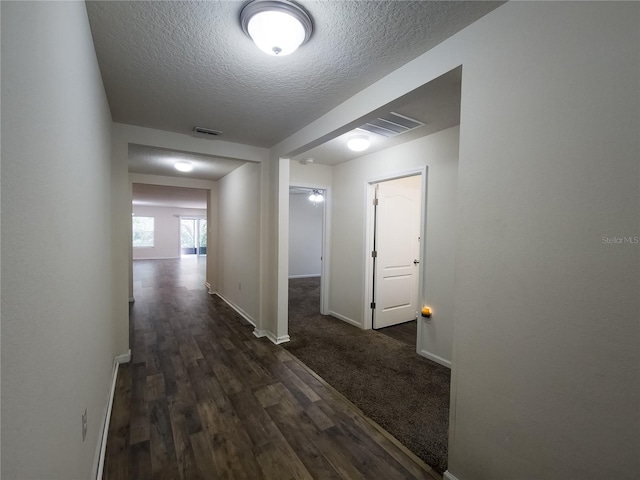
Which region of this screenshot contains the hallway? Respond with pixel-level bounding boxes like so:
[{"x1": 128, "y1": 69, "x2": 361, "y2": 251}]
[{"x1": 103, "y1": 259, "x2": 440, "y2": 479}]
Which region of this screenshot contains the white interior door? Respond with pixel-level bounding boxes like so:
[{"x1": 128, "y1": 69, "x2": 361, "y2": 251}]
[{"x1": 373, "y1": 176, "x2": 421, "y2": 329}]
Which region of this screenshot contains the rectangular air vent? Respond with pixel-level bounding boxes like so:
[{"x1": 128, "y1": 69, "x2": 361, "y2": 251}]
[
  {"x1": 357, "y1": 112, "x2": 424, "y2": 138},
  {"x1": 193, "y1": 126, "x2": 223, "y2": 137}
]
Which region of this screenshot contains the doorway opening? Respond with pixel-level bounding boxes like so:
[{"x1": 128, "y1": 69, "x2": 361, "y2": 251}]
[
  {"x1": 131, "y1": 183, "x2": 210, "y2": 300},
  {"x1": 288, "y1": 186, "x2": 328, "y2": 319},
  {"x1": 180, "y1": 217, "x2": 207, "y2": 257}
]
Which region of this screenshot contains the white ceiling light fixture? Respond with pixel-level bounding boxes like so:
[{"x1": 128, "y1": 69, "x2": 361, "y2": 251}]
[
  {"x1": 240, "y1": 0, "x2": 313, "y2": 56},
  {"x1": 347, "y1": 134, "x2": 371, "y2": 152},
  {"x1": 174, "y1": 161, "x2": 193, "y2": 172}
]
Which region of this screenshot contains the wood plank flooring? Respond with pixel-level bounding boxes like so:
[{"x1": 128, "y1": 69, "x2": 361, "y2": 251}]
[{"x1": 103, "y1": 258, "x2": 441, "y2": 480}]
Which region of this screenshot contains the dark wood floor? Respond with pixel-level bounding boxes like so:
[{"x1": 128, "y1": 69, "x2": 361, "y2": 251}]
[{"x1": 103, "y1": 258, "x2": 440, "y2": 480}]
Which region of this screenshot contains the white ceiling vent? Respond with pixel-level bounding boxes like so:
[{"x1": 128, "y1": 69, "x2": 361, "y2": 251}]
[
  {"x1": 193, "y1": 126, "x2": 223, "y2": 137},
  {"x1": 357, "y1": 112, "x2": 424, "y2": 138}
]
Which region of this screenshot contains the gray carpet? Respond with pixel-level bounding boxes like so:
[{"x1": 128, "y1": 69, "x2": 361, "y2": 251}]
[{"x1": 284, "y1": 277, "x2": 450, "y2": 474}]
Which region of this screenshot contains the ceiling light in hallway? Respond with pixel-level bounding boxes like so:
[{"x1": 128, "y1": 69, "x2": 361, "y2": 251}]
[
  {"x1": 240, "y1": 0, "x2": 313, "y2": 56},
  {"x1": 347, "y1": 135, "x2": 371, "y2": 152},
  {"x1": 174, "y1": 162, "x2": 193, "y2": 172}
]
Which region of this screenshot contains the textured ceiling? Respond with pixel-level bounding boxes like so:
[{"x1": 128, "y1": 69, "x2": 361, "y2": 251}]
[
  {"x1": 129, "y1": 143, "x2": 246, "y2": 180},
  {"x1": 86, "y1": 0, "x2": 503, "y2": 148},
  {"x1": 132, "y1": 183, "x2": 209, "y2": 209},
  {"x1": 292, "y1": 66, "x2": 462, "y2": 165}
]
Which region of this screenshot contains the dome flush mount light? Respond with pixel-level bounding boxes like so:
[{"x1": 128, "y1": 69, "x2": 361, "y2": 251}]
[
  {"x1": 347, "y1": 134, "x2": 371, "y2": 152},
  {"x1": 174, "y1": 161, "x2": 193, "y2": 173},
  {"x1": 240, "y1": 0, "x2": 313, "y2": 56}
]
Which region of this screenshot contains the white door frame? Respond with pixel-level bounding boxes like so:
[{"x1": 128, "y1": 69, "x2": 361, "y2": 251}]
[
  {"x1": 363, "y1": 167, "x2": 428, "y2": 346},
  {"x1": 289, "y1": 183, "x2": 332, "y2": 315}
]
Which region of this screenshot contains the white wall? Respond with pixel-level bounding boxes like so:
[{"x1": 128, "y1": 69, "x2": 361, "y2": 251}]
[
  {"x1": 330, "y1": 127, "x2": 459, "y2": 365},
  {"x1": 289, "y1": 192, "x2": 323, "y2": 277},
  {"x1": 218, "y1": 162, "x2": 261, "y2": 323},
  {"x1": 290, "y1": 160, "x2": 333, "y2": 188},
  {"x1": 446, "y1": 4, "x2": 639, "y2": 478},
  {"x1": 275, "y1": 2, "x2": 639, "y2": 478},
  {"x1": 132, "y1": 205, "x2": 206, "y2": 260},
  {"x1": 1, "y1": 2, "x2": 116, "y2": 478}
]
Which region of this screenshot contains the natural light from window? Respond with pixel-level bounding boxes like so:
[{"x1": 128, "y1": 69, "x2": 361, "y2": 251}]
[{"x1": 132, "y1": 216, "x2": 154, "y2": 247}]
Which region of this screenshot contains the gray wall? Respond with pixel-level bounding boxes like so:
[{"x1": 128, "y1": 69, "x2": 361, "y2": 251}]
[{"x1": 1, "y1": 2, "x2": 116, "y2": 477}]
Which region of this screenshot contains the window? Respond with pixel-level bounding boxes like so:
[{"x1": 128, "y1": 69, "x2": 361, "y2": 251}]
[
  {"x1": 180, "y1": 218, "x2": 207, "y2": 255},
  {"x1": 132, "y1": 216, "x2": 154, "y2": 247}
]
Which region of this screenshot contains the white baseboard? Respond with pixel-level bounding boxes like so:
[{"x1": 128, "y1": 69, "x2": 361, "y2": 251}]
[
  {"x1": 288, "y1": 274, "x2": 321, "y2": 279},
  {"x1": 265, "y1": 331, "x2": 290, "y2": 345},
  {"x1": 444, "y1": 471, "x2": 460, "y2": 480},
  {"x1": 329, "y1": 311, "x2": 363, "y2": 329},
  {"x1": 128, "y1": 297, "x2": 135, "y2": 303},
  {"x1": 215, "y1": 293, "x2": 257, "y2": 327},
  {"x1": 419, "y1": 349, "x2": 452, "y2": 369},
  {"x1": 115, "y1": 349, "x2": 131, "y2": 364},
  {"x1": 94, "y1": 350, "x2": 129, "y2": 479},
  {"x1": 253, "y1": 328, "x2": 289, "y2": 345},
  {"x1": 204, "y1": 282, "x2": 215, "y2": 294},
  {"x1": 214, "y1": 297, "x2": 288, "y2": 345},
  {"x1": 253, "y1": 329, "x2": 267, "y2": 338}
]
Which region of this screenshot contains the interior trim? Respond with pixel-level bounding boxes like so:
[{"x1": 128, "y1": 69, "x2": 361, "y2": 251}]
[
  {"x1": 329, "y1": 311, "x2": 363, "y2": 329},
  {"x1": 419, "y1": 349, "x2": 452, "y2": 369},
  {"x1": 94, "y1": 350, "x2": 130, "y2": 479},
  {"x1": 215, "y1": 292, "x2": 257, "y2": 327}
]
